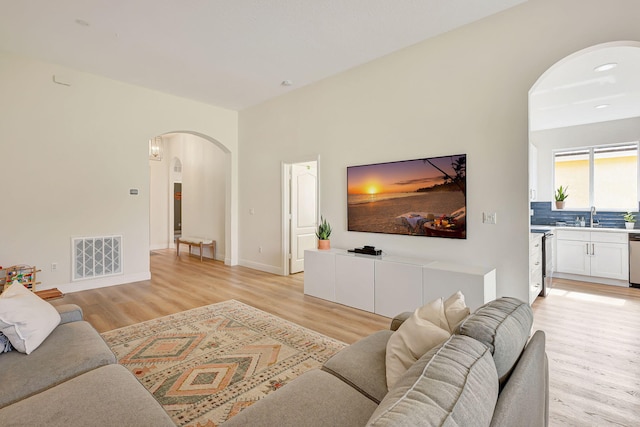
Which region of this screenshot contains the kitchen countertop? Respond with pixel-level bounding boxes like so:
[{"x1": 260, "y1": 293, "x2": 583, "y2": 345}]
[{"x1": 531, "y1": 224, "x2": 638, "y2": 233}]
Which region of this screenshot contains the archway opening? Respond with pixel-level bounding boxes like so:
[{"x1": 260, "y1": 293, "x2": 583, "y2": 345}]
[
  {"x1": 528, "y1": 40, "x2": 640, "y2": 299},
  {"x1": 150, "y1": 131, "x2": 232, "y2": 263}
]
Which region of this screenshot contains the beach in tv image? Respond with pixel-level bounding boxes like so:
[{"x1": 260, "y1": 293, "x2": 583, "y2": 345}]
[{"x1": 347, "y1": 154, "x2": 466, "y2": 239}]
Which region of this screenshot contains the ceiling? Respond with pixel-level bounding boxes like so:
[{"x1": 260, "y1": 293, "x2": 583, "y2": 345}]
[
  {"x1": 530, "y1": 44, "x2": 640, "y2": 131},
  {"x1": 0, "y1": 0, "x2": 527, "y2": 110}
]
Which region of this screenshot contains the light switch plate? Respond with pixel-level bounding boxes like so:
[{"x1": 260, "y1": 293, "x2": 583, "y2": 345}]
[{"x1": 483, "y1": 212, "x2": 497, "y2": 224}]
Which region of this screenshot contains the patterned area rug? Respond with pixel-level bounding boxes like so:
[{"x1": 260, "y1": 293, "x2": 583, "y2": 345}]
[{"x1": 102, "y1": 300, "x2": 346, "y2": 427}]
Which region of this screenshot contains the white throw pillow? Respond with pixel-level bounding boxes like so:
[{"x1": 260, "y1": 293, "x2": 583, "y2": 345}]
[
  {"x1": 415, "y1": 296, "x2": 448, "y2": 331},
  {"x1": 0, "y1": 281, "x2": 61, "y2": 354},
  {"x1": 443, "y1": 291, "x2": 470, "y2": 333},
  {"x1": 385, "y1": 300, "x2": 449, "y2": 390},
  {"x1": 385, "y1": 291, "x2": 470, "y2": 390}
]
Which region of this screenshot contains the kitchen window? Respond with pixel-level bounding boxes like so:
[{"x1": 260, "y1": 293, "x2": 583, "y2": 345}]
[{"x1": 554, "y1": 142, "x2": 639, "y2": 210}]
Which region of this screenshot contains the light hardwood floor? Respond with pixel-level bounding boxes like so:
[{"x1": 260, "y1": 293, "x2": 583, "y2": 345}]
[
  {"x1": 51, "y1": 250, "x2": 640, "y2": 426},
  {"x1": 531, "y1": 278, "x2": 640, "y2": 426},
  {"x1": 51, "y1": 250, "x2": 390, "y2": 343}
]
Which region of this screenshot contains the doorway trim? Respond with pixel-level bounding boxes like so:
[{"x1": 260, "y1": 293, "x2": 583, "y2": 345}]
[
  {"x1": 281, "y1": 156, "x2": 320, "y2": 276},
  {"x1": 170, "y1": 181, "x2": 182, "y2": 246}
]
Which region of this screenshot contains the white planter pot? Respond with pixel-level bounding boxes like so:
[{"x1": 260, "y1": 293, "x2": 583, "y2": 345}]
[{"x1": 625, "y1": 222, "x2": 635, "y2": 230}]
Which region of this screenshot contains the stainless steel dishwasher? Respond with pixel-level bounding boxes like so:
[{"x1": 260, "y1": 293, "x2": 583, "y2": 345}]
[{"x1": 629, "y1": 233, "x2": 640, "y2": 288}]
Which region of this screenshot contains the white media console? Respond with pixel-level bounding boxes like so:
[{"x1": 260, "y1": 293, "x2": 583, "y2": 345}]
[{"x1": 304, "y1": 248, "x2": 496, "y2": 317}]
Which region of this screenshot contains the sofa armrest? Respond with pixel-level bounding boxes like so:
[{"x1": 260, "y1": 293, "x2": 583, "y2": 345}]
[
  {"x1": 55, "y1": 304, "x2": 84, "y2": 324},
  {"x1": 390, "y1": 312, "x2": 412, "y2": 331}
]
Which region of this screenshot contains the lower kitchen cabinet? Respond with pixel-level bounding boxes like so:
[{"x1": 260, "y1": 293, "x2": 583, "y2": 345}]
[
  {"x1": 556, "y1": 229, "x2": 628, "y2": 281},
  {"x1": 590, "y1": 241, "x2": 628, "y2": 280},
  {"x1": 529, "y1": 233, "x2": 543, "y2": 304},
  {"x1": 556, "y1": 239, "x2": 591, "y2": 276}
]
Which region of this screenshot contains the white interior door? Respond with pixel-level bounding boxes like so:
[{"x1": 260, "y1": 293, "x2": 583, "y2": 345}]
[{"x1": 290, "y1": 161, "x2": 318, "y2": 273}]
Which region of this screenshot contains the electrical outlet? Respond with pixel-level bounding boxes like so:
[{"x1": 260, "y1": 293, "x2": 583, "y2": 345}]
[
  {"x1": 51, "y1": 262, "x2": 58, "y2": 272},
  {"x1": 258, "y1": 246, "x2": 262, "y2": 253}
]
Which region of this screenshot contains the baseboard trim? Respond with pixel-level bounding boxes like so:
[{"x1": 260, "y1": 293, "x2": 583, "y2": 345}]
[
  {"x1": 238, "y1": 259, "x2": 283, "y2": 275},
  {"x1": 554, "y1": 273, "x2": 629, "y2": 287},
  {"x1": 41, "y1": 272, "x2": 152, "y2": 294}
]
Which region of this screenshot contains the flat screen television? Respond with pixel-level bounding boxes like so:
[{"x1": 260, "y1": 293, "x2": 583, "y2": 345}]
[{"x1": 347, "y1": 154, "x2": 466, "y2": 239}]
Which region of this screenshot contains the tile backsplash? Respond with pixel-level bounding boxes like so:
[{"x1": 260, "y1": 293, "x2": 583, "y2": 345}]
[{"x1": 530, "y1": 201, "x2": 638, "y2": 229}]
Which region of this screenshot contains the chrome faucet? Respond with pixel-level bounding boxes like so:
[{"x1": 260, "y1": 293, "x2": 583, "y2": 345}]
[{"x1": 590, "y1": 206, "x2": 597, "y2": 227}]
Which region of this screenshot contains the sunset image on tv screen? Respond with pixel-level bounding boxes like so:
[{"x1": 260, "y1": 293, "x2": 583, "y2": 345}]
[{"x1": 347, "y1": 154, "x2": 466, "y2": 239}]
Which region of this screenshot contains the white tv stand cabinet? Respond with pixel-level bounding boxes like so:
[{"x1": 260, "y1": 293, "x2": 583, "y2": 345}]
[{"x1": 304, "y1": 249, "x2": 496, "y2": 317}]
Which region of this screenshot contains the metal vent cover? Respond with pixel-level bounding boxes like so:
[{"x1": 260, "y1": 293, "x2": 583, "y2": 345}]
[{"x1": 72, "y1": 235, "x2": 122, "y2": 281}]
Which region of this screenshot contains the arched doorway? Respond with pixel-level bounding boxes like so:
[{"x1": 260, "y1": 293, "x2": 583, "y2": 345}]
[
  {"x1": 529, "y1": 41, "x2": 640, "y2": 204},
  {"x1": 528, "y1": 41, "x2": 640, "y2": 297},
  {"x1": 150, "y1": 131, "x2": 233, "y2": 263}
]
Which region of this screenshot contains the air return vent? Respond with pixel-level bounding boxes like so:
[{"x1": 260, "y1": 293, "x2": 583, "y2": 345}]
[{"x1": 72, "y1": 236, "x2": 122, "y2": 281}]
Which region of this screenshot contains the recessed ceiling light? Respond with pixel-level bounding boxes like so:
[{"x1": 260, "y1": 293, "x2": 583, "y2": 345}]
[
  {"x1": 594, "y1": 62, "x2": 617, "y2": 72},
  {"x1": 595, "y1": 104, "x2": 610, "y2": 109},
  {"x1": 281, "y1": 80, "x2": 293, "y2": 87}
]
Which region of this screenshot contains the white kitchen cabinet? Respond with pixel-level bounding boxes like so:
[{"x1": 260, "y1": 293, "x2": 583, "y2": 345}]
[
  {"x1": 556, "y1": 239, "x2": 591, "y2": 275},
  {"x1": 556, "y1": 229, "x2": 628, "y2": 281},
  {"x1": 529, "y1": 233, "x2": 543, "y2": 305},
  {"x1": 590, "y1": 241, "x2": 628, "y2": 280},
  {"x1": 335, "y1": 252, "x2": 375, "y2": 312}
]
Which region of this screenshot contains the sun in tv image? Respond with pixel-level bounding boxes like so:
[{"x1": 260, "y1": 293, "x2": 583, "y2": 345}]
[{"x1": 347, "y1": 154, "x2": 466, "y2": 239}]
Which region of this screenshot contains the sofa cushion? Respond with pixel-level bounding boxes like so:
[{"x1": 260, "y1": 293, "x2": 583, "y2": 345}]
[
  {"x1": 0, "y1": 281, "x2": 61, "y2": 354},
  {"x1": 368, "y1": 335, "x2": 498, "y2": 427},
  {"x1": 0, "y1": 364, "x2": 175, "y2": 427},
  {"x1": 54, "y1": 304, "x2": 84, "y2": 324},
  {"x1": 490, "y1": 331, "x2": 549, "y2": 427},
  {"x1": 223, "y1": 369, "x2": 378, "y2": 427},
  {"x1": 456, "y1": 297, "x2": 532, "y2": 385},
  {"x1": 0, "y1": 320, "x2": 116, "y2": 408},
  {"x1": 322, "y1": 329, "x2": 392, "y2": 403}
]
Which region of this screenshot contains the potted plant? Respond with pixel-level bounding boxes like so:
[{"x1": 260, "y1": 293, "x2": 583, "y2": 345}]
[
  {"x1": 555, "y1": 185, "x2": 568, "y2": 209},
  {"x1": 316, "y1": 216, "x2": 332, "y2": 250},
  {"x1": 623, "y1": 211, "x2": 636, "y2": 230}
]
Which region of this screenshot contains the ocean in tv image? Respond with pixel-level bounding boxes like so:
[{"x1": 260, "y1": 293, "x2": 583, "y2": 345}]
[{"x1": 347, "y1": 154, "x2": 466, "y2": 239}]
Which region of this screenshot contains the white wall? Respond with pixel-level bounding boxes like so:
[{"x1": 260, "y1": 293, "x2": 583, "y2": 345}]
[
  {"x1": 0, "y1": 52, "x2": 238, "y2": 292},
  {"x1": 178, "y1": 133, "x2": 226, "y2": 258},
  {"x1": 531, "y1": 117, "x2": 640, "y2": 201},
  {"x1": 238, "y1": 0, "x2": 640, "y2": 301}
]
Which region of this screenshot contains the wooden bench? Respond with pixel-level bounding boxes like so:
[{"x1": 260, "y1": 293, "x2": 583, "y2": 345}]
[{"x1": 176, "y1": 237, "x2": 216, "y2": 262}]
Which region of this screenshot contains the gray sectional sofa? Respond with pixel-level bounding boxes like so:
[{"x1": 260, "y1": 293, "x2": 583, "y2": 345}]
[
  {"x1": 0, "y1": 304, "x2": 175, "y2": 427},
  {"x1": 224, "y1": 297, "x2": 549, "y2": 427}
]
